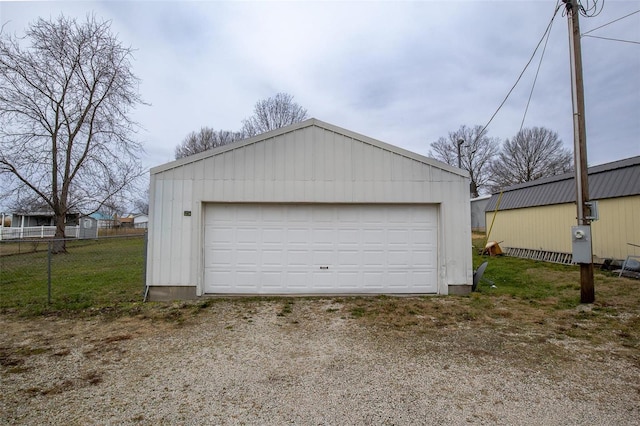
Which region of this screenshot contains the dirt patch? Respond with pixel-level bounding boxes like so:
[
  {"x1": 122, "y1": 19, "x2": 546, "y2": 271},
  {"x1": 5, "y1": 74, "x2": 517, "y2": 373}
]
[{"x1": 1, "y1": 298, "x2": 639, "y2": 425}]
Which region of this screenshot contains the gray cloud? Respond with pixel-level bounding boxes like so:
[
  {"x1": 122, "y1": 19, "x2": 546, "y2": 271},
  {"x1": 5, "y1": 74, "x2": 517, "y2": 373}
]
[{"x1": 1, "y1": 0, "x2": 638, "y2": 170}]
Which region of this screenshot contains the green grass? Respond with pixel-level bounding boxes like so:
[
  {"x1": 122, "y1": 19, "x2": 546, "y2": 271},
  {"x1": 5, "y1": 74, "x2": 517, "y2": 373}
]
[
  {"x1": 0, "y1": 236, "x2": 145, "y2": 315},
  {"x1": 471, "y1": 236, "x2": 582, "y2": 303}
]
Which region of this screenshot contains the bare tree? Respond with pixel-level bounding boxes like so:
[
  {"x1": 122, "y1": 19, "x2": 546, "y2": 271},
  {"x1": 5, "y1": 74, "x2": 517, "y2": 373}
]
[
  {"x1": 489, "y1": 127, "x2": 573, "y2": 192},
  {"x1": 174, "y1": 127, "x2": 243, "y2": 160},
  {"x1": 242, "y1": 92, "x2": 308, "y2": 137},
  {"x1": 0, "y1": 15, "x2": 144, "y2": 252},
  {"x1": 6, "y1": 193, "x2": 50, "y2": 214},
  {"x1": 429, "y1": 125, "x2": 500, "y2": 198},
  {"x1": 133, "y1": 187, "x2": 149, "y2": 215}
]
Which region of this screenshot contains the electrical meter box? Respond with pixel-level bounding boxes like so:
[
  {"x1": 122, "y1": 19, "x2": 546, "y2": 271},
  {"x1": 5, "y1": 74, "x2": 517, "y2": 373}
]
[{"x1": 571, "y1": 225, "x2": 593, "y2": 264}]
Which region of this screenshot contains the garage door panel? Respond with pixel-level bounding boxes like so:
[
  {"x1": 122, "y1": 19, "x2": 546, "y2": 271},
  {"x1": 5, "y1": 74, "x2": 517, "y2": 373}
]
[
  {"x1": 237, "y1": 228, "x2": 259, "y2": 243},
  {"x1": 362, "y1": 250, "x2": 385, "y2": 266},
  {"x1": 387, "y1": 251, "x2": 410, "y2": 267},
  {"x1": 262, "y1": 228, "x2": 283, "y2": 243},
  {"x1": 288, "y1": 250, "x2": 311, "y2": 266},
  {"x1": 337, "y1": 250, "x2": 360, "y2": 266},
  {"x1": 236, "y1": 250, "x2": 259, "y2": 266},
  {"x1": 412, "y1": 229, "x2": 434, "y2": 241},
  {"x1": 313, "y1": 250, "x2": 334, "y2": 265},
  {"x1": 312, "y1": 228, "x2": 334, "y2": 245},
  {"x1": 236, "y1": 271, "x2": 259, "y2": 285},
  {"x1": 338, "y1": 229, "x2": 359, "y2": 243},
  {"x1": 204, "y1": 204, "x2": 438, "y2": 294},
  {"x1": 209, "y1": 249, "x2": 233, "y2": 266},
  {"x1": 387, "y1": 272, "x2": 411, "y2": 287},
  {"x1": 261, "y1": 271, "x2": 284, "y2": 288},
  {"x1": 363, "y1": 271, "x2": 385, "y2": 289},
  {"x1": 362, "y1": 229, "x2": 384, "y2": 244},
  {"x1": 285, "y1": 271, "x2": 313, "y2": 288},
  {"x1": 262, "y1": 250, "x2": 283, "y2": 266},
  {"x1": 312, "y1": 271, "x2": 336, "y2": 289},
  {"x1": 287, "y1": 228, "x2": 309, "y2": 243},
  {"x1": 411, "y1": 250, "x2": 435, "y2": 267},
  {"x1": 210, "y1": 227, "x2": 234, "y2": 243}
]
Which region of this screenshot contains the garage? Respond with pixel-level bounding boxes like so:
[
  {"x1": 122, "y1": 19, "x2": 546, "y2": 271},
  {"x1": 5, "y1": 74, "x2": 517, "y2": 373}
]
[
  {"x1": 204, "y1": 203, "x2": 438, "y2": 294},
  {"x1": 146, "y1": 118, "x2": 472, "y2": 300}
]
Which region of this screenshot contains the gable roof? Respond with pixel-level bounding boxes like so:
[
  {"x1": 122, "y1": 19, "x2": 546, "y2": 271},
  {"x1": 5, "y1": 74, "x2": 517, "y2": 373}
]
[
  {"x1": 151, "y1": 118, "x2": 466, "y2": 178},
  {"x1": 486, "y1": 155, "x2": 640, "y2": 211}
]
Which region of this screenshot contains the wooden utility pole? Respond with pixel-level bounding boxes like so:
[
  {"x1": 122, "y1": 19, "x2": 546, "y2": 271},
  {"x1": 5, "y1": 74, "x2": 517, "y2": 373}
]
[{"x1": 565, "y1": 0, "x2": 595, "y2": 303}]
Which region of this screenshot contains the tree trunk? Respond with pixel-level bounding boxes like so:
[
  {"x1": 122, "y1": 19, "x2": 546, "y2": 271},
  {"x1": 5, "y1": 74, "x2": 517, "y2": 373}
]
[
  {"x1": 52, "y1": 212, "x2": 67, "y2": 254},
  {"x1": 470, "y1": 181, "x2": 479, "y2": 199}
]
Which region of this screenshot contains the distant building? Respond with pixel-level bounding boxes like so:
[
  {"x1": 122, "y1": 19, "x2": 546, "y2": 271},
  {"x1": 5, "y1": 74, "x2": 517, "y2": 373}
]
[
  {"x1": 134, "y1": 214, "x2": 149, "y2": 229},
  {"x1": 470, "y1": 195, "x2": 491, "y2": 233},
  {"x1": 484, "y1": 156, "x2": 640, "y2": 263},
  {"x1": 1, "y1": 211, "x2": 96, "y2": 240},
  {"x1": 11, "y1": 211, "x2": 79, "y2": 227},
  {"x1": 89, "y1": 212, "x2": 116, "y2": 228}
]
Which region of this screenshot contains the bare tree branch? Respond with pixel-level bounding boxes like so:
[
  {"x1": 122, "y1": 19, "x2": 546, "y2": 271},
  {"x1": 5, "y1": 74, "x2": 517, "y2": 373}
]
[
  {"x1": 489, "y1": 127, "x2": 573, "y2": 192},
  {"x1": 429, "y1": 125, "x2": 500, "y2": 197},
  {"x1": 0, "y1": 14, "x2": 145, "y2": 252},
  {"x1": 174, "y1": 127, "x2": 244, "y2": 160},
  {"x1": 241, "y1": 93, "x2": 308, "y2": 137}
]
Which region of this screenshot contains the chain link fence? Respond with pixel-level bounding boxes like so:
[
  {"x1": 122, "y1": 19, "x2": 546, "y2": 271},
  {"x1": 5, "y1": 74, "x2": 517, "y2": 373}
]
[{"x1": 0, "y1": 234, "x2": 146, "y2": 312}]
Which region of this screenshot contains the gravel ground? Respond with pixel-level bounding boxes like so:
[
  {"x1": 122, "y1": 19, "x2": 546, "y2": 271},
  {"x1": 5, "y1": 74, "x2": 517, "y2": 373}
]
[{"x1": 1, "y1": 299, "x2": 638, "y2": 425}]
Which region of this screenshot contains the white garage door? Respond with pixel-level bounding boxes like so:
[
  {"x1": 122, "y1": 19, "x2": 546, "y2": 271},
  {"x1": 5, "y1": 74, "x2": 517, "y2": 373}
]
[{"x1": 203, "y1": 204, "x2": 438, "y2": 294}]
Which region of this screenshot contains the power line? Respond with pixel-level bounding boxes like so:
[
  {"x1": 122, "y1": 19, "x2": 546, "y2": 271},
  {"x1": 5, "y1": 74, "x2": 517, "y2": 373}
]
[
  {"x1": 520, "y1": 9, "x2": 556, "y2": 132},
  {"x1": 478, "y1": 3, "x2": 562, "y2": 138},
  {"x1": 582, "y1": 9, "x2": 639, "y2": 35},
  {"x1": 582, "y1": 34, "x2": 640, "y2": 45},
  {"x1": 576, "y1": 0, "x2": 605, "y2": 17}
]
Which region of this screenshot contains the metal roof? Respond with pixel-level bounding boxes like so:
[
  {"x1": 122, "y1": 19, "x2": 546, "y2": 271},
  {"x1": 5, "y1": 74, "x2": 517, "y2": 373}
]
[{"x1": 485, "y1": 156, "x2": 640, "y2": 211}]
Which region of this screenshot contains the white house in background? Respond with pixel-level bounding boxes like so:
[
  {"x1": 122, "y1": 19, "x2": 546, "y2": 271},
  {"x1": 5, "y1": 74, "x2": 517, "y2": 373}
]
[
  {"x1": 0, "y1": 211, "x2": 96, "y2": 240},
  {"x1": 133, "y1": 214, "x2": 148, "y2": 229},
  {"x1": 146, "y1": 119, "x2": 472, "y2": 301}
]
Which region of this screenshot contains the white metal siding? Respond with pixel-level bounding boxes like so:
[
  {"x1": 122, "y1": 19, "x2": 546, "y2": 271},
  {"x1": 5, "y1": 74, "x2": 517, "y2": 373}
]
[
  {"x1": 146, "y1": 120, "x2": 472, "y2": 294},
  {"x1": 204, "y1": 204, "x2": 438, "y2": 294}
]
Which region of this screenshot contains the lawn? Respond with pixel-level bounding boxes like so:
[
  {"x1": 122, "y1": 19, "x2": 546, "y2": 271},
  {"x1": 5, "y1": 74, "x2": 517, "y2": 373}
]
[{"x1": 0, "y1": 236, "x2": 145, "y2": 315}]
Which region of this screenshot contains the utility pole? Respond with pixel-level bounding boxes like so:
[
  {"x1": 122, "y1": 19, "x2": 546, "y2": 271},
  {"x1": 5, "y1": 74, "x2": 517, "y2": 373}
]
[
  {"x1": 565, "y1": 0, "x2": 595, "y2": 303},
  {"x1": 457, "y1": 139, "x2": 464, "y2": 169}
]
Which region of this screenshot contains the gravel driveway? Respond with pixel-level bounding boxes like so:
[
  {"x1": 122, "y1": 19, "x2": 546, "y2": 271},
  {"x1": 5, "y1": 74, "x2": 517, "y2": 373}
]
[{"x1": 1, "y1": 298, "x2": 638, "y2": 425}]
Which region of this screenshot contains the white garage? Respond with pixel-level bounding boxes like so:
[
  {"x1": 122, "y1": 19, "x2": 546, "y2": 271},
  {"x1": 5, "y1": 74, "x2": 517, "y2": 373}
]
[{"x1": 146, "y1": 119, "x2": 472, "y2": 300}]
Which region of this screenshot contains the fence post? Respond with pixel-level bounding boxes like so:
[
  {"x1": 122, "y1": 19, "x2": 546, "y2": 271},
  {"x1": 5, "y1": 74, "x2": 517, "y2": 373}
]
[
  {"x1": 142, "y1": 231, "x2": 148, "y2": 299},
  {"x1": 47, "y1": 240, "x2": 52, "y2": 304}
]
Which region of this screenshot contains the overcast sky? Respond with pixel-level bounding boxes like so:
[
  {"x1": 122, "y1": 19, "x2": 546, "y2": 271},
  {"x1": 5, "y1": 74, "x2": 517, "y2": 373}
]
[{"x1": 1, "y1": 0, "x2": 639, "y2": 175}]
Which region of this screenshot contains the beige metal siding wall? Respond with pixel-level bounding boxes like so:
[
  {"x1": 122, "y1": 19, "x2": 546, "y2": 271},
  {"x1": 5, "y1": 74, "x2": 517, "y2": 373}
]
[
  {"x1": 591, "y1": 196, "x2": 640, "y2": 260},
  {"x1": 147, "y1": 123, "x2": 472, "y2": 293},
  {"x1": 485, "y1": 204, "x2": 575, "y2": 254},
  {"x1": 484, "y1": 195, "x2": 640, "y2": 260}
]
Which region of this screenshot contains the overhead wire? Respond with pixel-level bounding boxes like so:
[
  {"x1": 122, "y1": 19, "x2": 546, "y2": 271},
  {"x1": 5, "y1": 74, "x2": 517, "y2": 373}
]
[
  {"x1": 577, "y1": 0, "x2": 605, "y2": 17},
  {"x1": 581, "y1": 34, "x2": 640, "y2": 45},
  {"x1": 519, "y1": 7, "x2": 556, "y2": 132},
  {"x1": 478, "y1": 2, "x2": 563, "y2": 139},
  {"x1": 581, "y1": 9, "x2": 640, "y2": 35}
]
